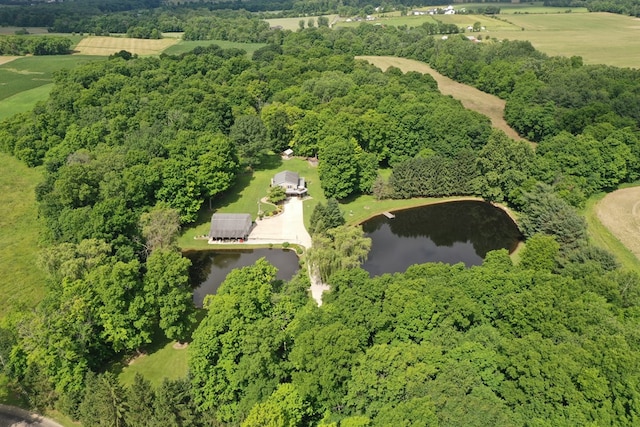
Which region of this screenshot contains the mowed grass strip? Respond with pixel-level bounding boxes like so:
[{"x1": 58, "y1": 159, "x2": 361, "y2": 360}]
[
  {"x1": 0, "y1": 153, "x2": 47, "y2": 317},
  {"x1": 74, "y1": 36, "x2": 178, "y2": 56},
  {"x1": 162, "y1": 39, "x2": 266, "y2": 57},
  {"x1": 357, "y1": 55, "x2": 529, "y2": 143}
]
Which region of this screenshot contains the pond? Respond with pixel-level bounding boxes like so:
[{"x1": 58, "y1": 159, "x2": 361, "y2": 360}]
[
  {"x1": 360, "y1": 201, "x2": 522, "y2": 276},
  {"x1": 184, "y1": 248, "x2": 300, "y2": 307}
]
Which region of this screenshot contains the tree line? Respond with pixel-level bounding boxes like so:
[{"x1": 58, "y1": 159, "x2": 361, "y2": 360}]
[{"x1": 0, "y1": 35, "x2": 71, "y2": 55}]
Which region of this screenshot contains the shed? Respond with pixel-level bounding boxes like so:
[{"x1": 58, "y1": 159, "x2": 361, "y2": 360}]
[
  {"x1": 283, "y1": 148, "x2": 294, "y2": 158},
  {"x1": 209, "y1": 213, "x2": 252, "y2": 240}
]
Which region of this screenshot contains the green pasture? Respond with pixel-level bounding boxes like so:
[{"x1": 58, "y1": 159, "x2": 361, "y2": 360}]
[
  {"x1": 583, "y1": 191, "x2": 640, "y2": 273},
  {"x1": 162, "y1": 39, "x2": 266, "y2": 56},
  {"x1": 178, "y1": 156, "x2": 324, "y2": 250},
  {"x1": 0, "y1": 153, "x2": 46, "y2": 317},
  {"x1": 0, "y1": 55, "x2": 101, "y2": 101},
  {"x1": 0, "y1": 83, "x2": 52, "y2": 120}
]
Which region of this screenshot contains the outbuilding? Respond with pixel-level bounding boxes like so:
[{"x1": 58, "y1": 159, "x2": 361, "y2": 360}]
[{"x1": 209, "y1": 213, "x2": 253, "y2": 241}]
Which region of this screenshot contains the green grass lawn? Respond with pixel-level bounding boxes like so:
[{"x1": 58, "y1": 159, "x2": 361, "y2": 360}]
[
  {"x1": 118, "y1": 341, "x2": 189, "y2": 388},
  {"x1": 162, "y1": 39, "x2": 266, "y2": 57},
  {"x1": 0, "y1": 153, "x2": 47, "y2": 317},
  {"x1": 178, "y1": 155, "x2": 324, "y2": 250},
  {"x1": 0, "y1": 55, "x2": 102, "y2": 101},
  {"x1": 583, "y1": 191, "x2": 640, "y2": 272}
]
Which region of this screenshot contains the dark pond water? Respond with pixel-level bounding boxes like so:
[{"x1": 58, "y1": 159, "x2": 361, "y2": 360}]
[
  {"x1": 361, "y1": 201, "x2": 522, "y2": 276},
  {"x1": 184, "y1": 248, "x2": 300, "y2": 307}
]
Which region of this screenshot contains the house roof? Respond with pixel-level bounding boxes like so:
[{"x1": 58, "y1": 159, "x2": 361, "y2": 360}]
[
  {"x1": 273, "y1": 170, "x2": 300, "y2": 187},
  {"x1": 209, "y1": 213, "x2": 252, "y2": 239}
]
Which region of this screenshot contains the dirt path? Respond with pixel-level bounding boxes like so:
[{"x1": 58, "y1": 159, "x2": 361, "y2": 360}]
[
  {"x1": 356, "y1": 56, "x2": 530, "y2": 144},
  {"x1": 0, "y1": 404, "x2": 63, "y2": 427},
  {"x1": 0, "y1": 56, "x2": 20, "y2": 66},
  {"x1": 596, "y1": 187, "x2": 640, "y2": 259}
]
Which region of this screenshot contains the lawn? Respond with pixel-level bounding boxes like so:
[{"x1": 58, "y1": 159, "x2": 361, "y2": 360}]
[
  {"x1": 0, "y1": 153, "x2": 47, "y2": 317},
  {"x1": 178, "y1": 156, "x2": 324, "y2": 250},
  {"x1": 118, "y1": 341, "x2": 189, "y2": 388},
  {"x1": 162, "y1": 39, "x2": 267, "y2": 57}
]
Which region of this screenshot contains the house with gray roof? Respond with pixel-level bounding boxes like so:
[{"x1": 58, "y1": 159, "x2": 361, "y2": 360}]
[
  {"x1": 271, "y1": 170, "x2": 307, "y2": 197},
  {"x1": 209, "y1": 213, "x2": 253, "y2": 241}
]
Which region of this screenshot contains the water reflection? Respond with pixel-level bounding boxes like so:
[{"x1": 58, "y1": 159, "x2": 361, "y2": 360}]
[
  {"x1": 361, "y1": 201, "x2": 521, "y2": 276},
  {"x1": 184, "y1": 248, "x2": 300, "y2": 307}
]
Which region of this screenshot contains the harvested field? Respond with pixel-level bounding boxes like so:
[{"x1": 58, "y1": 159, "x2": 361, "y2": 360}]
[
  {"x1": 596, "y1": 187, "x2": 640, "y2": 260},
  {"x1": 74, "y1": 36, "x2": 178, "y2": 56},
  {"x1": 357, "y1": 56, "x2": 529, "y2": 143}
]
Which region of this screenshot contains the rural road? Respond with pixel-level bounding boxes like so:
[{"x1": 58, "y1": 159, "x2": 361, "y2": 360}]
[{"x1": 0, "y1": 405, "x2": 63, "y2": 427}]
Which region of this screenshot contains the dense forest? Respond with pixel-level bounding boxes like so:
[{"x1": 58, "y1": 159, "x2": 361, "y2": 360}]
[{"x1": 1, "y1": 3, "x2": 640, "y2": 426}]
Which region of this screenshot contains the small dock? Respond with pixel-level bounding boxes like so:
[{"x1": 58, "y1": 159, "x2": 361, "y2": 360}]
[{"x1": 382, "y1": 211, "x2": 395, "y2": 219}]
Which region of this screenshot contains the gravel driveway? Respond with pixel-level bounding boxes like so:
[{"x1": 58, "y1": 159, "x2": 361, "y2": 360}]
[{"x1": 247, "y1": 197, "x2": 312, "y2": 248}]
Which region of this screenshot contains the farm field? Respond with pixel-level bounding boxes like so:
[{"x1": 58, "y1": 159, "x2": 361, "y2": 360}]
[
  {"x1": 357, "y1": 55, "x2": 528, "y2": 143},
  {"x1": 592, "y1": 186, "x2": 640, "y2": 270},
  {"x1": 265, "y1": 14, "x2": 338, "y2": 30},
  {"x1": 0, "y1": 153, "x2": 47, "y2": 317},
  {"x1": 0, "y1": 83, "x2": 52, "y2": 120},
  {"x1": 74, "y1": 36, "x2": 178, "y2": 56},
  {"x1": 487, "y1": 12, "x2": 640, "y2": 68},
  {"x1": 163, "y1": 39, "x2": 266, "y2": 56},
  {"x1": 0, "y1": 55, "x2": 100, "y2": 101}
]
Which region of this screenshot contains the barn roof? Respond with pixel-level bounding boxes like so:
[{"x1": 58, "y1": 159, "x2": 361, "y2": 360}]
[{"x1": 209, "y1": 213, "x2": 252, "y2": 239}]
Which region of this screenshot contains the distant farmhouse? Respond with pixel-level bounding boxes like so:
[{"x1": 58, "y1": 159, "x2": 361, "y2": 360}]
[
  {"x1": 271, "y1": 170, "x2": 307, "y2": 197},
  {"x1": 209, "y1": 213, "x2": 252, "y2": 241}
]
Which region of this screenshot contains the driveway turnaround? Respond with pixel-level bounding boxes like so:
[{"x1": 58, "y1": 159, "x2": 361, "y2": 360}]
[{"x1": 247, "y1": 197, "x2": 312, "y2": 248}]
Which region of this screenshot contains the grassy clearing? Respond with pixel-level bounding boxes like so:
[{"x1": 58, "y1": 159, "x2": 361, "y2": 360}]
[
  {"x1": 162, "y1": 39, "x2": 266, "y2": 57},
  {"x1": 357, "y1": 55, "x2": 529, "y2": 143},
  {"x1": 0, "y1": 83, "x2": 52, "y2": 121},
  {"x1": 74, "y1": 36, "x2": 178, "y2": 56},
  {"x1": 0, "y1": 55, "x2": 102, "y2": 101},
  {"x1": 0, "y1": 153, "x2": 46, "y2": 317},
  {"x1": 118, "y1": 341, "x2": 189, "y2": 388},
  {"x1": 178, "y1": 156, "x2": 323, "y2": 250}
]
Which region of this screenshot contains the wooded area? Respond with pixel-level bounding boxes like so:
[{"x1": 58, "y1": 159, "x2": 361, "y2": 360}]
[{"x1": 0, "y1": 3, "x2": 640, "y2": 426}]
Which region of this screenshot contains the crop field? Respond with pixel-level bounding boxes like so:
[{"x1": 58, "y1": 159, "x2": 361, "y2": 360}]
[
  {"x1": 357, "y1": 55, "x2": 528, "y2": 143},
  {"x1": 0, "y1": 83, "x2": 52, "y2": 121},
  {"x1": 488, "y1": 12, "x2": 640, "y2": 68},
  {"x1": 265, "y1": 15, "x2": 339, "y2": 30},
  {"x1": 0, "y1": 153, "x2": 46, "y2": 317},
  {"x1": 163, "y1": 39, "x2": 266, "y2": 56},
  {"x1": 594, "y1": 187, "x2": 640, "y2": 268},
  {"x1": 74, "y1": 36, "x2": 178, "y2": 56}
]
